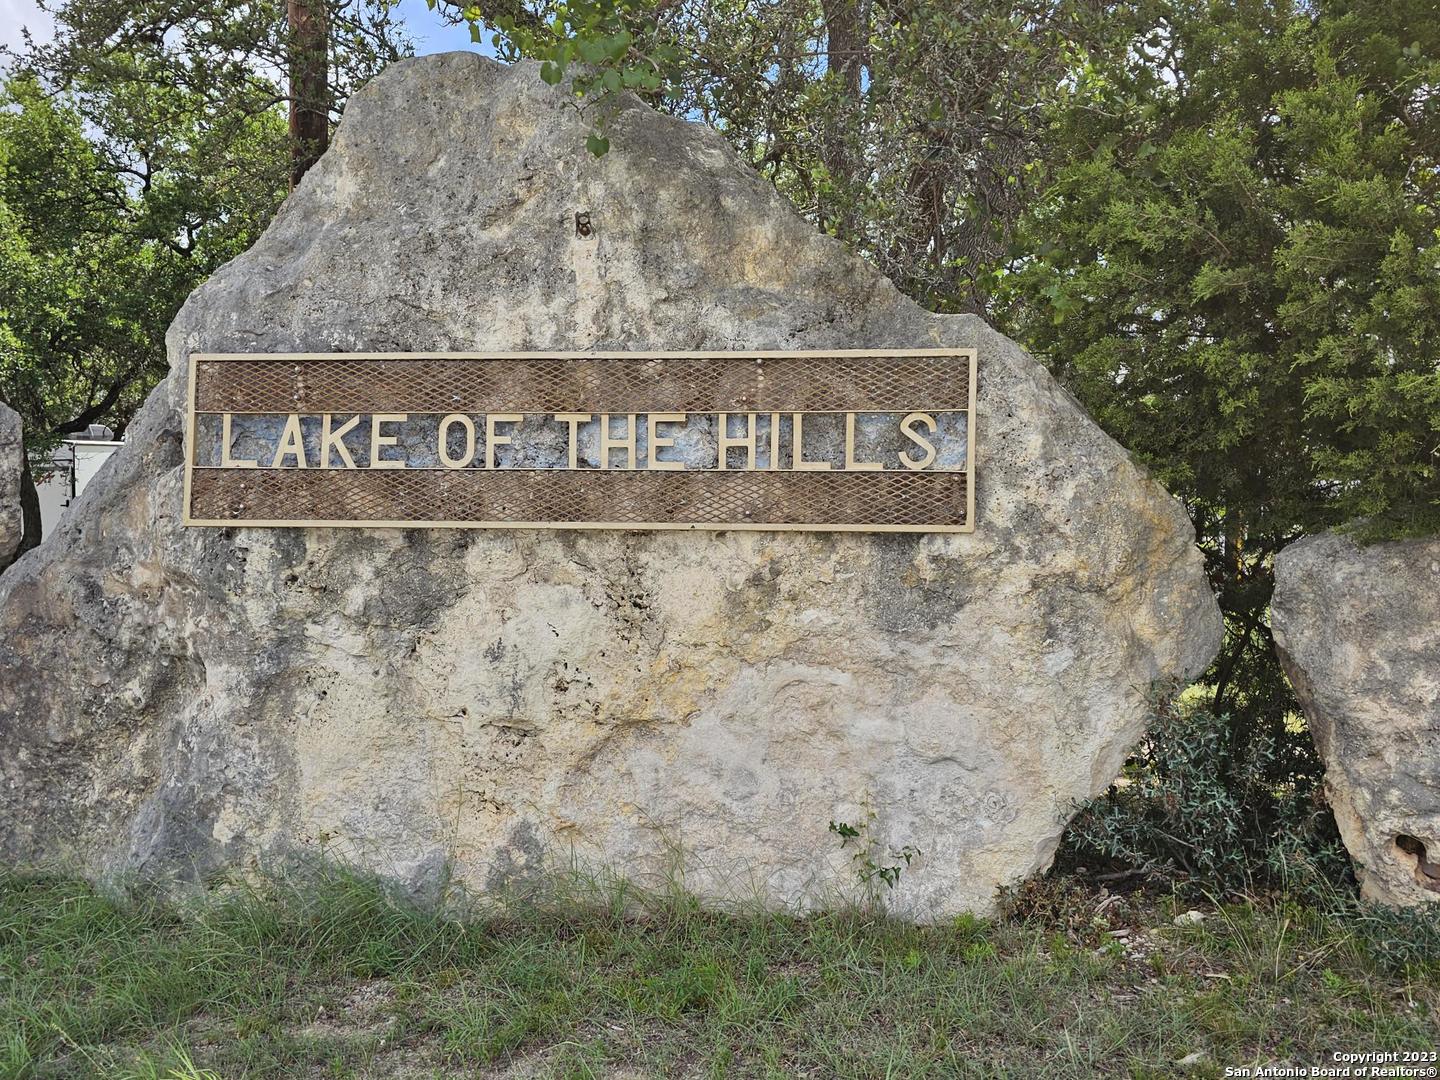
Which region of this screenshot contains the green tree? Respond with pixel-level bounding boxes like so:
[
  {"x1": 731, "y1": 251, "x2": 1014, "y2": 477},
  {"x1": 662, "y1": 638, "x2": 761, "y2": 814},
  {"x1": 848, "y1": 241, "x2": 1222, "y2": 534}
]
[
  {"x1": 437, "y1": 0, "x2": 1121, "y2": 315},
  {"x1": 0, "y1": 76, "x2": 210, "y2": 546},
  {"x1": 19, "y1": 0, "x2": 412, "y2": 192},
  {"x1": 1, "y1": 1, "x2": 415, "y2": 549},
  {"x1": 995, "y1": 0, "x2": 1439, "y2": 804}
]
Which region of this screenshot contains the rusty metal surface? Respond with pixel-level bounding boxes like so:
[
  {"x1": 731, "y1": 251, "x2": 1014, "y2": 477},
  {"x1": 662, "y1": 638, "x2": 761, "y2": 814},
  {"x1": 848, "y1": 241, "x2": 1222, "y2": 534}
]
[
  {"x1": 193, "y1": 353, "x2": 973, "y2": 414},
  {"x1": 187, "y1": 468, "x2": 969, "y2": 529}
]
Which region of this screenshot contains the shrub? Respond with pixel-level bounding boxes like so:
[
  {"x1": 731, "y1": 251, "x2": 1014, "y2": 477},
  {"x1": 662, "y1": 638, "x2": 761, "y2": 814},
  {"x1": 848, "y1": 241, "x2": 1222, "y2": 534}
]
[{"x1": 1060, "y1": 689, "x2": 1348, "y2": 897}]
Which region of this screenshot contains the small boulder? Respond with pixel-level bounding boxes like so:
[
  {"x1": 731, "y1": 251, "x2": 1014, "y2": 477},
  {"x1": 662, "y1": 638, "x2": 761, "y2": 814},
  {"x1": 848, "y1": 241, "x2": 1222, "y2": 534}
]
[{"x1": 1273, "y1": 532, "x2": 1440, "y2": 906}]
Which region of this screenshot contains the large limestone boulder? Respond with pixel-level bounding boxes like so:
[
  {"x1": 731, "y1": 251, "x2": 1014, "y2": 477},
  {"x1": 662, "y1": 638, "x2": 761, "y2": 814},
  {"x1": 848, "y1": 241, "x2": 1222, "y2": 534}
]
[
  {"x1": 1273, "y1": 533, "x2": 1440, "y2": 907},
  {"x1": 0, "y1": 403, "x2": 22, "y2": 571},
  {"x1": 0, "y1": 54, "x2": 1222, "y2": 917}
]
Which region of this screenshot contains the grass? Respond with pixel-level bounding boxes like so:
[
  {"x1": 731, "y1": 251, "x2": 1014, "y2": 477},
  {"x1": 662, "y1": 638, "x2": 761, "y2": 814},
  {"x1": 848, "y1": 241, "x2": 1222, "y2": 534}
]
[{"x1": 1, "y1": 863, "x2": 1437, "y2": 1079}]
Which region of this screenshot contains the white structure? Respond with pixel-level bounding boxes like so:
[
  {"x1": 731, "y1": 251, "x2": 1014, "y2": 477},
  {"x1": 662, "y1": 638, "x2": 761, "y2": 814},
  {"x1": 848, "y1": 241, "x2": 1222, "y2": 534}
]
[{"x1": 34, "y1": 426, "x2": 123, "y2": 539}]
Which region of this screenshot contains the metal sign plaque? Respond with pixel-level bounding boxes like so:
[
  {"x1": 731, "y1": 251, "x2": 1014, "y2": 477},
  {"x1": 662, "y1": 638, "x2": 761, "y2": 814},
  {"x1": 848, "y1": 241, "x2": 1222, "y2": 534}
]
[{"x1": 182, "y1": 349, "x2": 977, "y2": 532}]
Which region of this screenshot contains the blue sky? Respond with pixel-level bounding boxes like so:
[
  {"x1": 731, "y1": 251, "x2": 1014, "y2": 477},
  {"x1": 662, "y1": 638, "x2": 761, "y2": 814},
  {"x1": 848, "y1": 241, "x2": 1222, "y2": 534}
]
[
  {"x1": 0, "y1": 0, "x2": 491, "y2": 57},
  {"x1": 390, "y1": 0, "x2": 495, "y2": 56}
]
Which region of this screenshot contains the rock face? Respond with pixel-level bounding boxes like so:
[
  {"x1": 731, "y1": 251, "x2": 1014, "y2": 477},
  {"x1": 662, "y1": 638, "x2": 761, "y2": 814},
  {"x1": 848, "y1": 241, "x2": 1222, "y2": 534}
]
[
  {"x1": 0, "y1": 403, "x2": 22, "y2": 572},
  {"x1": 0, "y1": 54, "x2": 1222, "y2": 917},
  {"x1": 1273, "y1": 533, "x2": 1440, "y2": 907}
]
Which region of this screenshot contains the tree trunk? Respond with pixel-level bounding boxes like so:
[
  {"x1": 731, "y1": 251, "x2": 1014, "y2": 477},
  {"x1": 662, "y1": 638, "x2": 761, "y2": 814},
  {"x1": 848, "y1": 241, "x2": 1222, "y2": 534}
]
[
  {"x1": 287, "y1": 0, "x2": 331, "y2": 189},
  {"x1": 15, "y1": 454, "x2": 42, "y2": 562},
  {"x1": 819, "y1": 0, "x2": 866, "y2": 238},
  {"x1": 821, "y1": 0, "x2": 865, "y2": 98}
]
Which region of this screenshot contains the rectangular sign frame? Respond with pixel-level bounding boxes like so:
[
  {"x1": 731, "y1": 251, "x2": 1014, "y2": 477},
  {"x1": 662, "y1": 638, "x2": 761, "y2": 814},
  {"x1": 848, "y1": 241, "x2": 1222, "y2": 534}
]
[{"x1": 182, "y1": 349, "x2": 978, "y2": 533}]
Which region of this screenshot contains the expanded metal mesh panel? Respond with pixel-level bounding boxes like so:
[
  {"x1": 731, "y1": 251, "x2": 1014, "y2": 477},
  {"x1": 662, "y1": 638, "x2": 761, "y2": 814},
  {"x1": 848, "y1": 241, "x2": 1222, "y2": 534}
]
[
  {"x1": 193, "y1": 353, "x2": 973, "y2": 414},
  {"x1": 184, "y1": 350, "x2": 977, "y2": 532},
  {"x1": 187, "y1": 469, "x2": 969, "y2": 529}
]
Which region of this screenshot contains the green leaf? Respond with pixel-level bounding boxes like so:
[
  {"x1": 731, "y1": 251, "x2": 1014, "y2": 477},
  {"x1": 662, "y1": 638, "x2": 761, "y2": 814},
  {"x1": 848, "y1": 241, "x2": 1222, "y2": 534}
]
[
  {"x1": 539, "y1": 62, "x2": 562, "y2": 85},
  {"x1": 577, "y1": 38, "x2": 607, "y2": 65},
  {"x1": 606, "y1": 30, "x2": 634, "y2": 60},
  {"x1": 585, "y1": 133, "x2": 610, "y2": 157}
]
